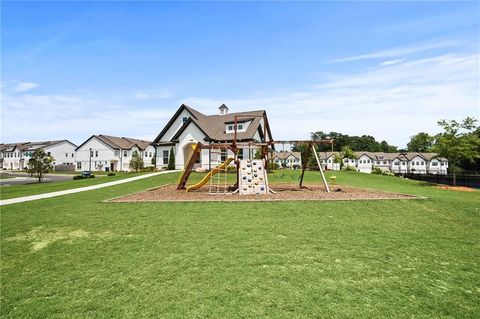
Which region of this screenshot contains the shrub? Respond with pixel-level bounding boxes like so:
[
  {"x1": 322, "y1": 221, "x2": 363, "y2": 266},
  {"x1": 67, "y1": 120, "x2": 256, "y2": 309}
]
[
  {"x1": 73, "y1": 175, "x2": 84, "y2": 180},
  {"x1": 90, "y1": 175, "x2": 95, "y2": 178},
  {"x1": 343, "y1": 165, "x2": 357, "y2": 172},
  {"x1": 107, "y1": 172, "x2": 116, "y2": 176},
  {"x1": 227, "y1": 165, "x2": 237, "y2": 173},
  {"x1": 168, "y1": 147, "x2": 175, "y2": 170},
  {"x1": 371, "y1": 168, "x2": 383, "y2": 175}
]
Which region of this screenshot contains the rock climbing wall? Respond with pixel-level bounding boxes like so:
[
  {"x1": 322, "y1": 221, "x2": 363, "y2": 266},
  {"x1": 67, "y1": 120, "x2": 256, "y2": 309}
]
[{"x1": 238, "y1": 159, "x2": 269, "y2": 195}]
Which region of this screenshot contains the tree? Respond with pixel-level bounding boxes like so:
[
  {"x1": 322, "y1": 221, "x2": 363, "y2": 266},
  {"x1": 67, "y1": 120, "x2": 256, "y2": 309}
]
[
  {"x1": 26, "y1": 149, "x2": 54, "y2": 183},
  {"x1": 432, "y1": 117, "x2": 480, "y2": 186},
  {"x1": 310, "y1": 131, "x2": 397, "y2": 152},
  {"x1": 167, "y1": 147, "x2": 175, "y2": 170},
  {"x1": 407, "y1": 132, "x2": 434, "y2": 152},
  {"x1": 129, "y1": 151, "x2": 144, "y2": 172}
]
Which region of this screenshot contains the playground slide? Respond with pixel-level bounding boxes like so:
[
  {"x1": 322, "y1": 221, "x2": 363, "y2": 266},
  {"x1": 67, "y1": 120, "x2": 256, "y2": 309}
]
[{"x1": 186, "y1": 158, "x2": 234, "y2": 192}]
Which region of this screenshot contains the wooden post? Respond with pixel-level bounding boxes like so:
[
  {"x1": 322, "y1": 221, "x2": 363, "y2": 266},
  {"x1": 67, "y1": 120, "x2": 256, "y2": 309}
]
[
  {"x1": 312, "y1": 144, "x2": 330, "y2": 193},
  {"x1": 299, "y1": 142, "x2": 312, "y2": 188}
]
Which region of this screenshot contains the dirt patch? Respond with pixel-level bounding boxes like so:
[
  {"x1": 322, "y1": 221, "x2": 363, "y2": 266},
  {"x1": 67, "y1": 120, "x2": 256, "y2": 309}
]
[
  {"x1": 6, "y1": 227, "x2": 113, "y2": 251},
  {"x1": 436, "y1": 185, "x2": 477, "y2": 192},
  {"x1": 109, "y1": 183, "x2": 420, "y2": 203}
]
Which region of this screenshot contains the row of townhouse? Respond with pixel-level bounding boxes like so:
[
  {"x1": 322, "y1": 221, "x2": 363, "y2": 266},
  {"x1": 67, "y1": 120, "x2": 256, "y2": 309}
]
[
  {"x1": 318, "y1": 152, "x2": 448, "y2": 175},
  {"x1": 0, "y1": 136, "x2": 155, "y2": 172},
  {"x1": 1, "y1": 104, "x2": 274, "y2": 172},
  {"x1": 0, "y1": 140, "x2": 77, "y2": 170}
]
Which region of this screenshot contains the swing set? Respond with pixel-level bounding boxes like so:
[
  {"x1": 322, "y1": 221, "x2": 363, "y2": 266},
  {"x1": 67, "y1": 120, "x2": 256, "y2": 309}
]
[{"x1": 176, "y1": 114, "x2": 333, "y2": 194}]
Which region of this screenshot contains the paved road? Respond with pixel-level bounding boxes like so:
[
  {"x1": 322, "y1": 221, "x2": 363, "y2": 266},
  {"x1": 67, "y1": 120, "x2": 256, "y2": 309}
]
[
  {"x1": 0, "y1": 170, "x2": 179, "y2": 206},
  {"x1": 0, "y1": 172, "x2": 73, "y2": 186}
]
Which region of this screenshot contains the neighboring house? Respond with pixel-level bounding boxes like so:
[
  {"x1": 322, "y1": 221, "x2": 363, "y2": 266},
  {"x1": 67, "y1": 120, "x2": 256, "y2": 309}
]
[
  {"x1": 152, "y1": 104, "x2": 273, "y2": 170},
  {"x1": 318, "y1": 152, "x2": 340, "y2": 170},
  {"x1": 75, "y1": 135, "x2": 155, "y2": 172},
  {"x1": 315, "y1": 151, "x2": 448, "y2": 175},
  {"x1": 356, "y1": 152, "x2": 375, "y2": 173},
  {"x1": 0, "y1": 140, "x2": 77, "y2": 170},
  {"x1": 273, "y1": 152, "x2": 302, "y2": 168},
  {"x1": 390, "y1": 153, "x2": 448, "y2": 175}
]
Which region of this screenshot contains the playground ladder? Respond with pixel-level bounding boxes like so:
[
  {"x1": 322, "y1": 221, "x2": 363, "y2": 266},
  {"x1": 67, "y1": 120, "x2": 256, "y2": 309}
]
[{"x1": 208, "y1": 147, "x2": 230, "y2": 195}]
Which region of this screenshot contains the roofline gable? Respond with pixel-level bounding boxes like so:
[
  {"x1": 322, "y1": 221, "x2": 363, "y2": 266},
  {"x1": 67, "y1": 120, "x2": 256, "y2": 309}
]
[
  {"x1": 153, "y1": 104, "x2": 200, "y2": 143},
  {"x1": 170, "y1": 118, "x2": 210, "y2": 141},
  {"x1": 75, "y1": 135, "x2": 118, "y2": 152}
]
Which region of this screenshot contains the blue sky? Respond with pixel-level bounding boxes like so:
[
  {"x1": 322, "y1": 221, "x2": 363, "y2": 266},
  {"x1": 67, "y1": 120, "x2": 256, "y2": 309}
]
[{"x1": 1, "y1": 1, "x2": 479, "y2": 147}]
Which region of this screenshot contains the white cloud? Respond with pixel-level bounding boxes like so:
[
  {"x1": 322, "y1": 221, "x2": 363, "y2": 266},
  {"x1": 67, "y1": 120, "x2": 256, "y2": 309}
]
[
  {"x1": 182, "y1": 53, "x2": 480, "y2": 147},
  {"x1": 12, "y1": 82, "x2": 39, "y2": 92},
  {"x1": 334, "y1": 40, "x2": 457, "y2": 63},
  {"x1": 133, "y1": 89, "x2": 173, "y2": 100},
  {"x1": 1, "y1": 53, "x2": 478, "y2": 148},
  {"x1": 380, "y1": 59, "x2": 405, "y2": 66}
]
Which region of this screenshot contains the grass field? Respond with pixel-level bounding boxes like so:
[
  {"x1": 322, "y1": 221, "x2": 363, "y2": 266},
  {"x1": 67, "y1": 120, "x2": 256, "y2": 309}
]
[
  {"x1": 0, "y1": 172, "x2": 150, "y2": 200},
  {"x1": 1, "y1": 171, "x2": 479, "y2": 318}
]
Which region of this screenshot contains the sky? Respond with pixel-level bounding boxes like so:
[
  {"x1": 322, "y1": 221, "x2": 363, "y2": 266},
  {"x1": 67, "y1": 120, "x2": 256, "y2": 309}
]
[{"x1": 1, "y1": 1, "x2": 479, "y2": 148}]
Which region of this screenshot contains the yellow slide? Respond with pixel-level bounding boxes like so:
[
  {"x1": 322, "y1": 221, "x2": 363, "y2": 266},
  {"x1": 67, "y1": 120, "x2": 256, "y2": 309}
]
[{"x1": 186, "y1": 158, "x2": 234, "y2": 192}]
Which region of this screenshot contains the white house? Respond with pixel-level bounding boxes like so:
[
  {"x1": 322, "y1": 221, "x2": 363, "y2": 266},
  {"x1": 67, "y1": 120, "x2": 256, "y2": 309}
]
[
  {"x1": 0, "y1": 140, "x2": 77, "y2": 170},
  {"x1": 356, "y1": 152, "x2": 375, "y2": 173},
  {"x1": 75, "y1": 135, "x2": 155, "y2": 172},
  {"x1": 273, "y1": 151, "x2": 302, "y2": 168},
  {"x1": 152, "y1": 104, "x2": 273, "y2": 170},
  {"x1": 314, "y1": 151, "x2": 448, "y2": 175},
  {"x1": 318, "y1": 152, "x2": 341, "y2": 170}
]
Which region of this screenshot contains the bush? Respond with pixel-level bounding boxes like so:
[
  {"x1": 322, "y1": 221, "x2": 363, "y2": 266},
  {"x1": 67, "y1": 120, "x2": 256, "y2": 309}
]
[
  {"x1": 343, "y1": 165, "x2": 357, "y2": 172},
  {"x1": 107, "y1": 172, "x2": 116, "y2": 176},
  {"x1": 227, "y1": 165, "x2": 237, "y2": 173},
  {"x1": 73, "y1": 175, "x2": 96, "y2": 180},
  {"x1": 371, "y1": 168, "x2": 383, "y2": 175}
]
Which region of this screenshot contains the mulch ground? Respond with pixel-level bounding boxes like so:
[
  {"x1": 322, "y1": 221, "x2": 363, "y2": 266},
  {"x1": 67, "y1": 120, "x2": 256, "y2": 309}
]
[
  {"x1": 109, "y1": 183, "x2": 420, "y2": 202},
  {"x1": 436, "y1": 185, "x2": 477, "y2": 192}
]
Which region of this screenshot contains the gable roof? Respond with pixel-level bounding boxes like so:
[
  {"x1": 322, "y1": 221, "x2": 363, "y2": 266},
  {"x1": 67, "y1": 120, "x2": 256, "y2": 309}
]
[
  {"x1": 274, "y1": 151, "x2": 301, "y2": 160},
  {"x1": 76, "y1": 135, "x2": 152, "y2": 151},
  {"x1": 153, "y1": 104, "x2": 273, "y2": 143},
  {"x1": 0, "y1": 140, "x2": 76, "y2": 152}
]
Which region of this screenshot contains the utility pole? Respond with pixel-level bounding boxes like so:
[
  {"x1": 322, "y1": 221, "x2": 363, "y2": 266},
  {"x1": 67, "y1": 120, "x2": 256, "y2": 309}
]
[{"x1": 89, "y1": 148, "x2": 92, "y2": 172}]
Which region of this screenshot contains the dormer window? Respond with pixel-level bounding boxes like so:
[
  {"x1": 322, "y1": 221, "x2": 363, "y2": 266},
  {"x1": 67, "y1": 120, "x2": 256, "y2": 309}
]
[
  {"x1": 226, "y1": 122, "x2": 247, "y2": 133},
  {"x1": 182, "y1": 117, "x2": 188, "y2": 124}
]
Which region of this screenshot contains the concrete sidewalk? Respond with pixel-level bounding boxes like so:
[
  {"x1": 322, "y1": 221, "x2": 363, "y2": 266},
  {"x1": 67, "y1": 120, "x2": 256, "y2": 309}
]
[{"x1": 0, "y1": 170, "x2": 179, "y2": 206}]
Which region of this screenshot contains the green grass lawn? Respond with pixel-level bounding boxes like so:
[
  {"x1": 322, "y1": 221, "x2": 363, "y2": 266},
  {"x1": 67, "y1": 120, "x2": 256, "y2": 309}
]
[
  {"x1": 0, "y1": 172, "x2": 150, "y2": 200},
  {"x1": 0, "y1": 175, "x2": 15, "y2": 179},
  {"x1": 1, "y1": 171, "x2": 479, "y2": 318}
]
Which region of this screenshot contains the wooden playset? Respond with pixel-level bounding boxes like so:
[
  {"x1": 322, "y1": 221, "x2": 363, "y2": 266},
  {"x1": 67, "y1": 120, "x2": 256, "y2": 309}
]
[{"x1": 176, "y1": 115, "x2": 333, "y2": 195}]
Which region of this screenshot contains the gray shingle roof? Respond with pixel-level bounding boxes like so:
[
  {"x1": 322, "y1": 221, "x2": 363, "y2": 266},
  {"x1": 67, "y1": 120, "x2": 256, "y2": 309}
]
[{"x1": 154, "y1": 104, "x2": 271, "y2": 143}]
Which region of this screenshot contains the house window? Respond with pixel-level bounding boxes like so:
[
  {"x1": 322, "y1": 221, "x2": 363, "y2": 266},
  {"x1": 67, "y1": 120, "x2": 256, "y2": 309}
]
[
  {"x1": 421, "y1": 161, "x2": 424, "y2": 165},
  {"x1": 228, "y1": 125, "x2": 234, "y2": 131},
  {"x1": 441, "y1": 162, "x2": 444, "y2": 166},
  {"x1": 221, "y1": 152, "x2": 227, "y2": 162},
  {"x1": 394, "y1": 161, "x2": 399, "y2": 165},
  {"x1": 182, "y1": 117, "x2": 188, "y2": 124},
  {"x1": 238, "y1": 150, "x2": 244, "y2": 160},
  {"x1": 163, "y1": 150, "x2": 169, "y2": 164},
  {"x1": 71, "y1": 153, "x2": 74, "y2": 157},
  {"x1": 77, "y1": 162, "x2": 82, "y2": 170},
  {"x1": 95, "y1": 151, "x2": 98, "y2": 157},
  {"x1": 149, "y1": 152, "x2": 152, "y2": 157},
  {"x1": 66, "y1": 153, "x2": 69, "y2": 157},
  {"x1": 124, "y1": 151, "x2": 128, "y2": 157},
  {"x1": 114, "y1": 150, "x2": 119, "y2": 156},
  {"x1": 238, "y1": 124, "x2": 243, "y2": 130},
  {"x1": 47, "y1": 152, "x2": 51, "y2": 156},
  {"x1": 432, "y1": 162, "x2": 438, "y2": 166}
]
